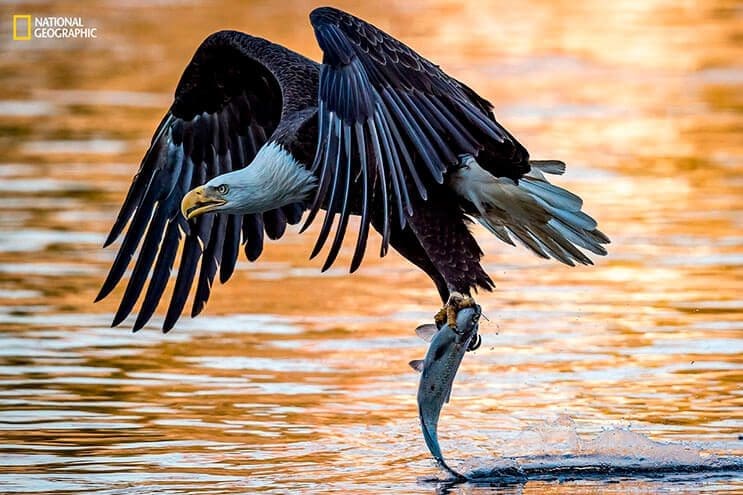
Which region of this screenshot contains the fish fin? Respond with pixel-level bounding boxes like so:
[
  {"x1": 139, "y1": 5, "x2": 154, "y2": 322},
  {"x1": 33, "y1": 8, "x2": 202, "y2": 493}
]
[
  {"x1": 415, "y1": 324, "x2": 438, "y2": 342},
  {"x1": 409, "y1": 359, "x2": 425, "y2": 373}
]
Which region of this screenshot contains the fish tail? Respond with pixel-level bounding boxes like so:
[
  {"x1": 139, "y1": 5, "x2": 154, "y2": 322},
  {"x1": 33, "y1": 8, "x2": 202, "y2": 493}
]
[
  {"x1": 437, "y1": 458, "x2": 467, "y2": 481},
  {"x1": 421, "y1": 412, "x2": 466, "y2": 479},
  {"x1": 421, "y1": 417, "x2": 443, "y2": 460}
]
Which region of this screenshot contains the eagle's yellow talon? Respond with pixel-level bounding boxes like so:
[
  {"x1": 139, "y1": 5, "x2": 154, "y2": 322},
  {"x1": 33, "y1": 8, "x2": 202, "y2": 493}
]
[
  {"x1": 435, "y1": 291, "x2": 477, "y2": 332},
  {"x1": 434, "y1": 307, "x2": 447, "y2": 328},
  {"x1": 447, "y1": 305, "x2": 458, "y2": 329}
]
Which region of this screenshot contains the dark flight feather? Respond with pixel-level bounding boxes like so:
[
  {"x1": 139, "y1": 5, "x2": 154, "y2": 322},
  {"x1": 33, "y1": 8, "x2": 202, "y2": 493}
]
[
  {"x1": 306, "y1": 7, "x2": 530, "y2": 270},
  {"x1": 98, "y1": 31, "x2": 313, "y2": 331}
]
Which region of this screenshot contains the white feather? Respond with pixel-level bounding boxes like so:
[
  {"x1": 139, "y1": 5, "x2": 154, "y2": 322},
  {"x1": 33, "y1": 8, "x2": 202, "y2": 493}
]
[
  {"x1": 449, "y1": 155, "x2": 608, "y2": 265},
  {"x1": 207, "y1": 142, "x2": 317, "y2": 214}
]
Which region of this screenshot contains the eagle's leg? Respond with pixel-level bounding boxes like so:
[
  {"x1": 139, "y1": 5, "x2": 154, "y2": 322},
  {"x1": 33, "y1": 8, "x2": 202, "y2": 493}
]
[
  {"x1": 434, "y1": 291, "x2": 475, "y2": 331},
  {"x1": 433, "y1": 292, "x2": 480, "y2": 351},
  {"x1": 382, "y1": 184, "x2": 493, "y2": 352}
]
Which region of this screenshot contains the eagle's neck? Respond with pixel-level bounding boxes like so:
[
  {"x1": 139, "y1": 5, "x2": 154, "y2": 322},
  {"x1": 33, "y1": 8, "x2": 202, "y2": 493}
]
[{"x1": 218, "y1": 142, "x2": 316, "y2": 214}]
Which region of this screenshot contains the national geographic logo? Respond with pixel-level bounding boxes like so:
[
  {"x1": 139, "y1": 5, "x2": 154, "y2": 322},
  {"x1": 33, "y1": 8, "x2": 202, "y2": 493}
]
[
  {"x1": 12, "y1": 15, "x2": 31, "y2": 40},
  {"x1": 12, "y1": 15, "x2": 98, "y2": 40}
]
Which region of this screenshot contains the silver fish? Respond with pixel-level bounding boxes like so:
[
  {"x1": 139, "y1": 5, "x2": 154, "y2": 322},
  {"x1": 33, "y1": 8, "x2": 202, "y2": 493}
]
[{"x1": 410, "y1": 305, "x2": 481, "y2": 479}]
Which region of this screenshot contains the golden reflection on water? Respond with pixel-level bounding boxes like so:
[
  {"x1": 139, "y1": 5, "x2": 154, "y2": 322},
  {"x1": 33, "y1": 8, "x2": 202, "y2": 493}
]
[{"x1": 0, "y1": 0, "x2": 741, "y2": 493}]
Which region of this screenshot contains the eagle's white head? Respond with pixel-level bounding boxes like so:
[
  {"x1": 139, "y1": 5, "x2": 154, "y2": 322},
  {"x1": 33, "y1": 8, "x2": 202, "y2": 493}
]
[{"x1": 181, "y1": 142, "x2": 316, "y2": 220}]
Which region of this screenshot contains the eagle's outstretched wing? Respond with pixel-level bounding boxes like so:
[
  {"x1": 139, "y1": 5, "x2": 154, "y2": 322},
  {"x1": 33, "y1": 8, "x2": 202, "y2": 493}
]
[
  {"x1": 304, "y1": 7, "x2": 529, "y2": 272},
  {"x1": 98, "y1": 31, "x2": 306, "y2": 332}
]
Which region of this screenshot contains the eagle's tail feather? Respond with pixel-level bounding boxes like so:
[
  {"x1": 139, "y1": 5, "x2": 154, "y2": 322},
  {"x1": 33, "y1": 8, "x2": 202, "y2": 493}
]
[{"x1": 453, "y1": 156, "x2": 609, "y2": 266}]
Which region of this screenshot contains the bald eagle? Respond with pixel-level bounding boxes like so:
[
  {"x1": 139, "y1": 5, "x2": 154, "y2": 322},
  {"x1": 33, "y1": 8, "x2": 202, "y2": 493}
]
[{"x1": 97, "y1": 7, "x2": 608, "y2": 332}]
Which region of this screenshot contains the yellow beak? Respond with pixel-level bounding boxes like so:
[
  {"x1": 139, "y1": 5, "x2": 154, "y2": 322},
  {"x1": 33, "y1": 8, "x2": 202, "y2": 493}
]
[{"x1": 180, "y1": 185, "x2": 227, "y2": 220}]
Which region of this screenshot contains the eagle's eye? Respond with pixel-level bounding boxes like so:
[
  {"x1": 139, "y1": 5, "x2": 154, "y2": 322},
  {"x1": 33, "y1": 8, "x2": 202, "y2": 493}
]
[{"x1": 216, "y1": 184, "x2": 229, "y2": 195}]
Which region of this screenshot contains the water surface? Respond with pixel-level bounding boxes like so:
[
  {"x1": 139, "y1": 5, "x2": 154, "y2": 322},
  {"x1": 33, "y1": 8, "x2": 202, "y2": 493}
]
[{"x1": 0, "y1": 0, "x2": 741, "y2": 493}]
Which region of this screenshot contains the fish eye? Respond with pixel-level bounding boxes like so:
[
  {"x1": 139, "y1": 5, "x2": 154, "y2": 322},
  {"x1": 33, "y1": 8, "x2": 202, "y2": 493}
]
[
  {"x1": 469, "y1": 334, "x2": 482, "y2": 351},
  {"x1": 216, "y1": 184, "x2": 229, "y2": 195}
]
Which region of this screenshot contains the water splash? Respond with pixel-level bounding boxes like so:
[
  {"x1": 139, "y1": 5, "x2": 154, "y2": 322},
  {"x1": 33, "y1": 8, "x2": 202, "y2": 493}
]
[{"x1": 449, "y1": 415, "x2": 743, "y2": 482}]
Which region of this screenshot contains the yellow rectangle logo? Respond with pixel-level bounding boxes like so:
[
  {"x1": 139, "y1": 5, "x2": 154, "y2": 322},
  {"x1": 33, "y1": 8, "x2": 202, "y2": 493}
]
[{"x1": 13, "y1": 15, "x2": 32, "y2": 40}]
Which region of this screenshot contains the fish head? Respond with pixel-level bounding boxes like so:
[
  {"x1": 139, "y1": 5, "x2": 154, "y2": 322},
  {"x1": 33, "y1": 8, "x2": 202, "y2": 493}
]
[{"x1": 452, "y1": 305, "x2": 481, "y2": 349}]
